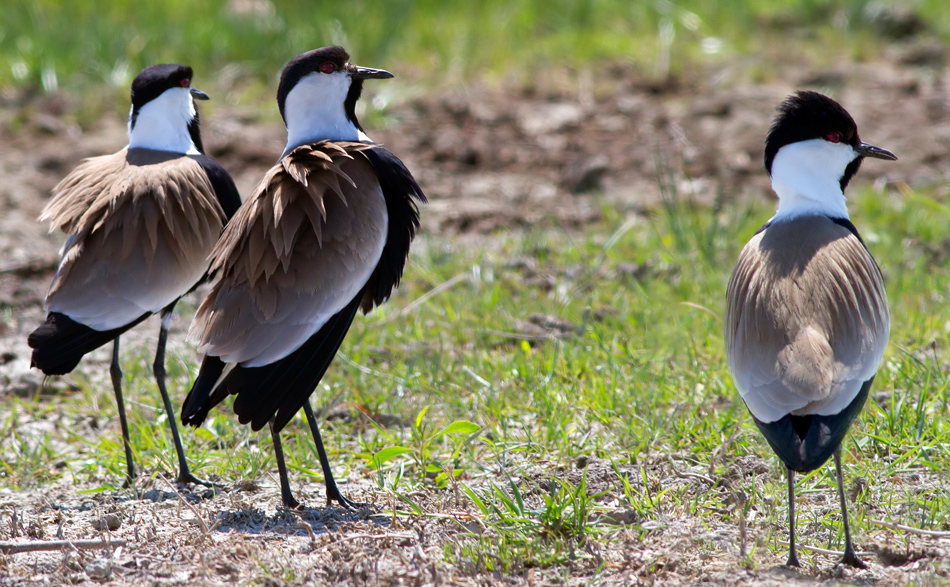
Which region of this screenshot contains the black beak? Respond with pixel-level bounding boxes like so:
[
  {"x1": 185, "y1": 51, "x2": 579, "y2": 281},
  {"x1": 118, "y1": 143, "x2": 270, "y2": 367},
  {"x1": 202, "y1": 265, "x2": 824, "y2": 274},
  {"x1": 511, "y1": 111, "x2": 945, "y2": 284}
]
[
  {"x1": 190, "y1": 87, "x2": 210, "y2": 101},
  {"x1": 350, "y1": 65, "x2": 394, "y2": 80},
  {"x1": 855, "y1": 141, "x2": 897, "y2": 161}
]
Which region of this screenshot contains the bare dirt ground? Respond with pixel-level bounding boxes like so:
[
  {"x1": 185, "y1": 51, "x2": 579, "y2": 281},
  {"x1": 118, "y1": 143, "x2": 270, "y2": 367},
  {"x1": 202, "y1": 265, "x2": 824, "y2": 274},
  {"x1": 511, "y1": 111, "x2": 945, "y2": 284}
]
[{"x1": 2, "y1": 50, "x2": 950, "y2": 585}]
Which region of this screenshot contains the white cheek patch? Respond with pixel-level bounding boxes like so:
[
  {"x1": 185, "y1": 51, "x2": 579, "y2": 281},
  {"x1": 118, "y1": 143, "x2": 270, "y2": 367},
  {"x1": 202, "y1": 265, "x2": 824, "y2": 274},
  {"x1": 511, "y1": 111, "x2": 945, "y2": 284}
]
[
  {"x1": 282, "y1": 71, "x2": 364, "y2": 157},
  {"x1": 128, "y1": 87, "x2": 200, "y2": 154},
  {"x1": 770, "y1": 139, "x2": 857, "y2": 220}
]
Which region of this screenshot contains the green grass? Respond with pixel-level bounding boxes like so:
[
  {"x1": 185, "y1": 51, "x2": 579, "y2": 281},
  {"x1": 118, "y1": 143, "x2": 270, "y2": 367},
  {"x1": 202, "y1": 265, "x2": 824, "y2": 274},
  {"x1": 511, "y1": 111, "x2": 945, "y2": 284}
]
[
  {"x1": 4, "y1": 0, "x2": 950, "y2": 97},
  {"x1": 4, "y1": 177, "x2": 950, "y2": 573},
  {"x1": 5, "y1": 1, "x2": 949, "y2": 133}
]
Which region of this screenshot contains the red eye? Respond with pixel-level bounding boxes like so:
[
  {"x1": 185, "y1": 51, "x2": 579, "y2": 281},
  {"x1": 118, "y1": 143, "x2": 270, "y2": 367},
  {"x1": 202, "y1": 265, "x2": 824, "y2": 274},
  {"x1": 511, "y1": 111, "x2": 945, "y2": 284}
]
[
  {"x1": 826, "y1": 131, "x2": 842, "y2": 143},
  {"x1": 320, "y1": 62, "x2": 335, "y2": 74},
  {"x1": 180, "y1": 78, "x2": 189, "y2": 87}
]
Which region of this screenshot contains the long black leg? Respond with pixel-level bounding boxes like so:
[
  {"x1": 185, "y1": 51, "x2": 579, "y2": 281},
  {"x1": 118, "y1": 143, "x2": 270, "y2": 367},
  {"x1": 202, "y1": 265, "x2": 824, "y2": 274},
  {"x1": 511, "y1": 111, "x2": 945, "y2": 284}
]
[
  {"x1": 786, "y1": 467, "x2": 800, "y2": 568},
  {"x1": 834, "y1": 449, "x2": 867, "y2": 569},
  {"x1": 153, "y1": 306, "x2": 215, "y2": 486},
  {"x1": 110, "y1": 337, "x2": 135, "y2": 487},
  {"x1": 270, "y1": 419, "x2": 300, "y2": 508},
  {"x1": 303, "y1": 400, "x2": 366, "y2": 509}
]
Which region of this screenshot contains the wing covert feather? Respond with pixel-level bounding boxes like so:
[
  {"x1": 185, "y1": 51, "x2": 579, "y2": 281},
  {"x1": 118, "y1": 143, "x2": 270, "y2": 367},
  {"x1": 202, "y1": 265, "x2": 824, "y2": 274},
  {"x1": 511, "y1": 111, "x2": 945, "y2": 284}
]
[
  {"x1": 42, "y1": 149, "x2": 228, "y2": 330},
  {"x1": 725, "y1": 217, "x2": 889, "y2": 423},
  {"x1": 190, "y1": 142, "x2": 388, "y2": 366}
]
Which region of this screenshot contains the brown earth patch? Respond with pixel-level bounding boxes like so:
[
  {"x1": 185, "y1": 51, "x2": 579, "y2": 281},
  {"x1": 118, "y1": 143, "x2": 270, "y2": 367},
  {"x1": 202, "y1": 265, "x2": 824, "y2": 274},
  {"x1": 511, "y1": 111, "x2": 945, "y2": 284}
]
[{"x1": 2, "y1": 52, "x2": 950, "y2": 586}]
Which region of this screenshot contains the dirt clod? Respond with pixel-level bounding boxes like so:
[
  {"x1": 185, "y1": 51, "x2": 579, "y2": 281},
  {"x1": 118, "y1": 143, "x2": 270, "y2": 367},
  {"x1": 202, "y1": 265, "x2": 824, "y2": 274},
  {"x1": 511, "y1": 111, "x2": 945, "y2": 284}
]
[{"x1": 91, "y1": 514, "x2": 121, "y2": 531}]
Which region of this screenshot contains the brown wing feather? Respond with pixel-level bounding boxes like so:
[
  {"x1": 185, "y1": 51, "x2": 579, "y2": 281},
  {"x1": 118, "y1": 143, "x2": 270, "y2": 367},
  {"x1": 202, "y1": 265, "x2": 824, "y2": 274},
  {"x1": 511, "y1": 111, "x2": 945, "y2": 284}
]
[
  {"x1": 725, "y1": 216, "x2": 889, "y2": 422},
  {"x1": 42, "y1": 149, "x2": 228, "y2": 330},
  {"x1": 190, "y1": 141, "x2": 388, "y2": 367}
]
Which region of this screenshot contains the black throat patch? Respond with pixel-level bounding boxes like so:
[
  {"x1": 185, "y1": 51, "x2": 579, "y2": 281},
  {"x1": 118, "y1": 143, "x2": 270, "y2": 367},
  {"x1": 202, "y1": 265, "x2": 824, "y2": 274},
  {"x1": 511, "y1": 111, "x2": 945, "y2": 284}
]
[
  {"x1": 343, "y1": 78, "x2": 365, "y2": 132},
  {"x1": 188, "y1": 109, "x2": 204, "y2": 154}
]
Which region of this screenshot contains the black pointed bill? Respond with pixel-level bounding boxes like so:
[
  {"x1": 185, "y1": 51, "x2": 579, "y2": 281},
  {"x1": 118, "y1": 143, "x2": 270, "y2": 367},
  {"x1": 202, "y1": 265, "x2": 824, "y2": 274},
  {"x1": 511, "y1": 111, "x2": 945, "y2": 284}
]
[
  {"x1": 350, "y1": 65, "x2": 394, "y2": 80},
  {"x1": 190, "y1": 88, "x2": 210, "y2": 101},
  {"x1": 855, "y1": 142, "x2": 897, "y2": 161}
]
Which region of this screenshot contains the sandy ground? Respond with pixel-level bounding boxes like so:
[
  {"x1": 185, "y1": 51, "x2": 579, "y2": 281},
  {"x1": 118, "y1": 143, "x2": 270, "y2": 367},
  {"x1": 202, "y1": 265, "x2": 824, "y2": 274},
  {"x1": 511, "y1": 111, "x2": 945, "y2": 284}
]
[
  {"x1": 2, "y1": 51, "x2": 950, "y2": 585},
  {"x1": 0, "y1": 456, "x2": 948, "y2": 586}
]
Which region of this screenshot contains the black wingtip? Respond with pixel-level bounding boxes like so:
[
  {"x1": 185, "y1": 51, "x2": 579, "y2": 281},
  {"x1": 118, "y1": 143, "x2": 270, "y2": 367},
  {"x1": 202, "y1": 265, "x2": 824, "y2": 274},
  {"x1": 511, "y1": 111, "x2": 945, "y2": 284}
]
[
  {"x1": 28, "y1": 312, "x2": 146, "y2": 376},
  {"x1": 754, "y1": 377, "x2": 874, "y2": 473},
  {"x1": 181, "y1": 354, "x2": 227, "y2": 427},
  {"x1": 182, "y1": 295, "x2": 362, "y2": 433},
  {"x1": 28, "y1": 315, "x2": 83, "y2": 375},
  {"x1": 225, "y1": 295, "x2": 364, "y2": 435}
]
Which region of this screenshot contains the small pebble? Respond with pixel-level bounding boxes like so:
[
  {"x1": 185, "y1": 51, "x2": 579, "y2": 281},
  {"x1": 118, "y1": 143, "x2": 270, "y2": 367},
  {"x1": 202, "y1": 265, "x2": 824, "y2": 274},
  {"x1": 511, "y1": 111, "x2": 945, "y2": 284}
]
[{"x1": 85, "y1": 558, "x2": 112, "y2": 581}]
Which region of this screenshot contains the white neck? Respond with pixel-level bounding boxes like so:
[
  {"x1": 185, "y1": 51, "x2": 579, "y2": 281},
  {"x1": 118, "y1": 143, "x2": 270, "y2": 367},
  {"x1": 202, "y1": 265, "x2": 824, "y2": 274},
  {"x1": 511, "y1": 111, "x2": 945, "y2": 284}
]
[
  {"x1": 127, "y1": 87, "x2": 200, "y2": 154},
  {"x1": 281, "y1": 71, "x2": 370, "y2": 159},
  {"x1": 770, "y1": 138, "x2": 857, "y2": 221}
]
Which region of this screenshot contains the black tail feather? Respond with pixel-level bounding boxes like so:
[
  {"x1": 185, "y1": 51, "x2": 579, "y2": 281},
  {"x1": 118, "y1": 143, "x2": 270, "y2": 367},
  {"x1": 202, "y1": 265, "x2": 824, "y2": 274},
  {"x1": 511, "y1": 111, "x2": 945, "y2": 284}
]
[
  {"x1": 237, "y1": 294, "x2": 362, "y2": 432},
  {"x1": 754, "y1": 377, "x2": 874, "y2": 473},
  {"x1": 28, "y1": 312, "x2": 148, "y2": 376},
  {"x1": 183, "y1": 295, "x2": 362, "y2": 432}
]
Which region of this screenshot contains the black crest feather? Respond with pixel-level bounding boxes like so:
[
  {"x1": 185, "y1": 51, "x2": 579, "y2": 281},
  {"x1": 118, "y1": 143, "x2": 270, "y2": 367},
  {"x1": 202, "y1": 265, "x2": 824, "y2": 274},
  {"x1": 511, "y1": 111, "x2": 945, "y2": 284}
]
[
  {"x1": 130, "y1": 64, "x2": 195, "y2": 128},
  {"x1": 276, "y1": 46, "x2": 351, "y2": 124},
  {"x1": 764, "y1": 91, "x2": 863, "y2": 189}
]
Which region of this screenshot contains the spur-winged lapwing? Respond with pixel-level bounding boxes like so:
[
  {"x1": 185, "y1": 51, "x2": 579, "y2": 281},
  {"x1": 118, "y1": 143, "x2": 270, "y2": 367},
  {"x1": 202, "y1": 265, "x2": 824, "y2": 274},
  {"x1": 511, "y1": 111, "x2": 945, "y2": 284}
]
[
  {"x1": 181, "y1": 46, "x2": 425, "y2": 509},
  {"x1": 725, "y1": 91, "x2": 895, "y2": 568},
  {"x1": 28, "y1": 64, "x2": 241, "y2": 486}
]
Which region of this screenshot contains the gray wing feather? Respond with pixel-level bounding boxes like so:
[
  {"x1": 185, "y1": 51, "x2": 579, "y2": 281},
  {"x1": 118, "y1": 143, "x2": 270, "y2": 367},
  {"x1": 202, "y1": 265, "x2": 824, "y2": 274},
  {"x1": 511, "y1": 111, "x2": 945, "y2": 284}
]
[{"x1": 725, "y1": 217, "x2": 889, "y2": 423}]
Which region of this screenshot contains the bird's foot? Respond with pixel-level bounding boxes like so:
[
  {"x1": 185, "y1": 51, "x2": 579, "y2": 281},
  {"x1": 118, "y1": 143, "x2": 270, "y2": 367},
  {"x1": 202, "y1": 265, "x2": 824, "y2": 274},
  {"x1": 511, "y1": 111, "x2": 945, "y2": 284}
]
[
  {"x1": 840, "y1": 547, "x2": 867, "y2": 570},
  {"x1": 786, "y1": 551, "x2": 801, "y2": 568},
  {"x1": 176, "y1": 471, "x2": 223, "y2": 489},
  {"x1": 327, "y1": 488, "x2": 370, "y2": 511},
  {"x1": 280, "y1": 489, "x2": 302, "y2": 510}
]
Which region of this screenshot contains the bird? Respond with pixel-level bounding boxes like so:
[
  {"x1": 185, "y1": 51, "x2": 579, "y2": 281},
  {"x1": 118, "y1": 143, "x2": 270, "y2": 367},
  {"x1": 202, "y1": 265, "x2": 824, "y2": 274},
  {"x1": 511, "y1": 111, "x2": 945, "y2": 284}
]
[
  {"x1": 725, "y1": 91, "x2": 895, "y2": 568},
  {"x1": 28, "y1": 64, "x2": 242, "y2": 487},
  {"x1": 180, "y1": 46, "x2": 425, "y2": 509}
]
